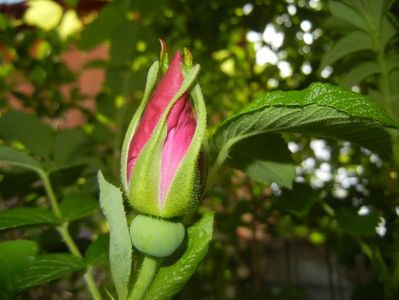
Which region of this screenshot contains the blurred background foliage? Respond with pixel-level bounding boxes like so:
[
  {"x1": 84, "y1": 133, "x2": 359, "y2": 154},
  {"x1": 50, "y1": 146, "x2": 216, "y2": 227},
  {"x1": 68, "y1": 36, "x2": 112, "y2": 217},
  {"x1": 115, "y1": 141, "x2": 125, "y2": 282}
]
[{"x1": 0, "y1": 0, "x2": 399, "y2": 299}]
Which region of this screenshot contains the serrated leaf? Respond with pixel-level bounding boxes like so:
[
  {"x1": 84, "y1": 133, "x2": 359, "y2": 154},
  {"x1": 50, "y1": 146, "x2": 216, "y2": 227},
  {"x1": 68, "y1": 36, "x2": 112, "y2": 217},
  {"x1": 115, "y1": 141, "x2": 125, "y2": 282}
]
[
  {"x1": 0, "y1": 111, "x2": 53, "y2": 157},
  {"x1": 85, "y1": 234, "x2": 110, "y2": 266},
  {"x1": 0, "y1": 207, "x2": 60, "y2": 231},
  {"x1": 0, "y1": 145, "x2": 43, "y2": 173},
  {"x1": 144, "y1": 213, "x2": 214, "y2": 300},
  {"x1": 229, "y1": 134, "x2": 295, "y2": 188},
  {"x1": 340, "y1": 61, "x2": 379, "y2": 88},
  {"x1": 336, "y1": 208, "x2": 380, "y2": 236},
  {"x1": 210, "y1": 83, "x2": 398, "y2": 171},
  {"x1": 329, "y1": 1, "x2": 369, "y2": 31},
  {"x1": 281, "y1": 183, "x2": 319, "y2": 217},
  {"x1": 98, "y1": 171, "x2": 132, "y2": 300},
  {"x1": 60, "y1": 193, "x2": 99, "y2": 222},
  {"x1": 14, "y1": 254, "x2": 85, "y2": 290},
  {"x1": 320, "y1": 31, "x2": 374, "y2": 70},
  {"x1": 0, "y1": 240, "x2": 38, "y2": 299}
]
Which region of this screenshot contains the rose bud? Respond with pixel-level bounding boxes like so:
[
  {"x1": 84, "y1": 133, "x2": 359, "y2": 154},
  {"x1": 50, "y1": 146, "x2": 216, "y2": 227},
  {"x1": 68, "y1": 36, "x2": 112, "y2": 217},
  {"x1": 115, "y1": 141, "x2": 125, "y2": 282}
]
[{"x1": 120, "y1": 49, "x2": 206, "y2": 219}]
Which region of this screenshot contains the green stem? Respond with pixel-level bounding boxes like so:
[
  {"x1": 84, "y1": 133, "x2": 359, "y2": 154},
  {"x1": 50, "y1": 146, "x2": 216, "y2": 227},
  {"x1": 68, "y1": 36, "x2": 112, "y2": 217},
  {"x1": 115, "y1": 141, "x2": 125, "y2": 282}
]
[
  {"x1": 128, "y1": 256, "x2": 158, "y2": 300},
  {"x1": 376, "y1": 45, "x2": 392, "y2": 115},
  {"x1": 38, "y1": 171, "x2": 102, "y2": 300}
]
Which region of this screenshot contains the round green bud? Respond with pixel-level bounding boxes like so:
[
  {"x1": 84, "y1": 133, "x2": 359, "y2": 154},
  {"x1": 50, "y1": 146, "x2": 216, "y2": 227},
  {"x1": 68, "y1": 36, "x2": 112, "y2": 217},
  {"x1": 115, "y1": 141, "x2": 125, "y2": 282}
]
[{"x1": 130, "y1": 215, "x2": 185, "y2": 258}]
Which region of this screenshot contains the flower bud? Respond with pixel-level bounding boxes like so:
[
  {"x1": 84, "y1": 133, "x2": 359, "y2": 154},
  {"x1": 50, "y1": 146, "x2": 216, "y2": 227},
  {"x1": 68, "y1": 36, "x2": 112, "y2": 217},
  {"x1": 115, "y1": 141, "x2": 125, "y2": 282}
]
[{"x1": 120, "y1": 50, "x2": 206, "y2": 218}]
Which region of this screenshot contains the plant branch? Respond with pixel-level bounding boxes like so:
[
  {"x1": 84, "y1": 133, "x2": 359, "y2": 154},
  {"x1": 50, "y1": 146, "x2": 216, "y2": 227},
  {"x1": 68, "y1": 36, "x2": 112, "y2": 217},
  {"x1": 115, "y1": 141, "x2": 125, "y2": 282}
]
[{"x1": 38, "y1": 170, "x2": 102, "y2": 300}]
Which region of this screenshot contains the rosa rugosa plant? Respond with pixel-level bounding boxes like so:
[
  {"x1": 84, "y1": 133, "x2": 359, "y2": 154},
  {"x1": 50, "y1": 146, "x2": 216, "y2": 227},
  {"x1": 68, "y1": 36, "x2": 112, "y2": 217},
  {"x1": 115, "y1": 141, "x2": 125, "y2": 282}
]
[{"x1": 120, "y1": 50, "x2": 206, "y2": 219}]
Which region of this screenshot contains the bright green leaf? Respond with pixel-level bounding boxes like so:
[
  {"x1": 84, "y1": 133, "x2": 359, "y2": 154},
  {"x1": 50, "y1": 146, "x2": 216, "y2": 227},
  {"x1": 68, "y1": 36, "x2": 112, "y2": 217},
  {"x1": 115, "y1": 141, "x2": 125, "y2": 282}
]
[
  {"x1": 228, "y1": 134, "x2": 295, "y2": 188},
  {"x1": 0, "y1": 111, "x2": 53, "y2": 157},
  {"x1": 0, "y1": 207, "x2": 60, "y2": 231},
  {"x1": 144, "y1": 213, "x2": 214, "y2": 300},
  {"x1": 14, "y1": 254, "x2": 85, "y2": 290},
  {"x1": 210, "y1": 83, "x2": 397, "y2": 172},
  {"x1": 85, "y1": 234, "x2": 110, "y2": 266},
  {"x1": 98, "y1": 171, "x2": 132, "y2": 300},
  {"x1": 60, "y1": 193, "x2": 99, "y2": 222},
  {"x1": 320, "y1": 31, "x2": 374, "y2": 70},
  {"x1": 0, "y1": 145, "x2": 43, "y2": 173},
  {"x1": 0, "y1": 240, "x2": 38, "y2": 299}
]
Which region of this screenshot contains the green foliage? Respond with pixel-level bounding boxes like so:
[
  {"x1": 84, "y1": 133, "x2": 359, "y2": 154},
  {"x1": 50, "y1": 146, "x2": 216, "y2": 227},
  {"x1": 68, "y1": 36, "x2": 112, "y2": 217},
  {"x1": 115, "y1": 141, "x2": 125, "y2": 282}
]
[
  {"x1": 85, "y1": 234, "x2": 110, "y2": 266},
  {"x1": 14, "y1": 253, "x2": 85, "y2": 290},
  {"x1": 210, "y1": 82, "x2": 397, "y2": 188},
  {"x1": 0, "y1": 207, "x2": 60, "y2": 231},
  {"x1": 60, "y1": 193, "x2": 99, "y2": 222}
]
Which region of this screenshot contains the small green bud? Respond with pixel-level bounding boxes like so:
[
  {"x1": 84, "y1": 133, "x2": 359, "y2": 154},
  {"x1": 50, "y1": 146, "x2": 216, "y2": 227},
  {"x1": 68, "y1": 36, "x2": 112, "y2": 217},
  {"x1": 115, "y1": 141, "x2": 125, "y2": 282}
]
[{"x1": 130, "y1": 215, "x2": 185, "y2": 258}]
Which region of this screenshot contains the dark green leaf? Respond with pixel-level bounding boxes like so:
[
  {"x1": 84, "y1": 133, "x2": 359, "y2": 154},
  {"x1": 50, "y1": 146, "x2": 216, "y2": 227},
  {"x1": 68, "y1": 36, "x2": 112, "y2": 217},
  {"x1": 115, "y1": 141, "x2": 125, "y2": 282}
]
[
  {"x1": 14, "y1": 254, "x2": 85, "y2": 290},
  {"x1": 329, "y1": 1, "x2": 369, "y2": 31},
  {"x1": 0, "y1": 207, "x2": 60, "y2": 231},
  {"x1": 340, "y1": 61, "x2": 379, "y2": 88},
  {"x1": 85, "y1": 234, "x2": 110, "y2": 266},
  {"x1": 0, "y1": 145, "x2": 43, "y2": 173},
  {"x1": 60, "y1": 193, "x2": 99, "y2": 222},
  {"x1": 281, "y1": 183, "x2": 319, "y2": 217},
  {"x1": 229, "y1": 134, "x2": 295, "y2": 188},
  {"x1": 320, "y1": 31, "x2": 374, "y2": 70},
  {"x1": 53, "y1": 129, "x2": 90, "y2": 166},
  {"x1": 0, "y1": 111, "x2": 53, "y2": 157},
  {"x1": 144, "y1": 213, "x2": 214, "y2": 300},
  {"x1": 336, "y1": 208, "x2": 380, "y2": 236},
  {"x1": 98, "y1": 171, "x2": 132, "y2": 300},
  {"x1": 78, "y1": 0, "x2": 129, "y2": 50},
  {"x1": 210, "y1": 83, "x2": 397, "y2": 171},
  {"x1": 0, "y1": 240, "x2": 38, "y2": 299}
]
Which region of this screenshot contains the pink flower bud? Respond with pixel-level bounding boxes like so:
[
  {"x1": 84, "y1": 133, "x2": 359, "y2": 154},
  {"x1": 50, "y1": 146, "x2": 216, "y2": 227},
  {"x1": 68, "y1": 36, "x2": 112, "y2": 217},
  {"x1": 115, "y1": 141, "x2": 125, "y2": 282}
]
[
  {"x1": 127, "y1": 52, "x2": 196, "y2": 205},
  {"x1": 120, "y1": 49, "x2": 206, "y2": 217}
]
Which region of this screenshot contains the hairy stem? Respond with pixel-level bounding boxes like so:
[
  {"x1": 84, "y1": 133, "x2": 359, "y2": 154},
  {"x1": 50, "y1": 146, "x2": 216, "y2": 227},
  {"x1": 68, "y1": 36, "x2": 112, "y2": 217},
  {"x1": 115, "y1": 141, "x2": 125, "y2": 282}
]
[
  {"x1": 128, "y1": 256, "x2": 158, "y2": 300},
  {"x1": 39, "y1": 171, "x2": 102, "y2": 300}
]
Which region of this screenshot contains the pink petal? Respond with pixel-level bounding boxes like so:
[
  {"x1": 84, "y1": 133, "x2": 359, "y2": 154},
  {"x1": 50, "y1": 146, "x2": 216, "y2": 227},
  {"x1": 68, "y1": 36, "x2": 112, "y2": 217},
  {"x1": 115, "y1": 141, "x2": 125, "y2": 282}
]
[{"x1": 127, "y1": 52, "x2": 185, "y2": 181}]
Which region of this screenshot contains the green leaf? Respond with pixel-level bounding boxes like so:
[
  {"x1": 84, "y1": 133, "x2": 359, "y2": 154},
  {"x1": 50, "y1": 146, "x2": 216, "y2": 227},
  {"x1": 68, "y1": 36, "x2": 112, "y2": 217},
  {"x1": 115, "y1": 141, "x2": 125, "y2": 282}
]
[
  {"x1": 0, "y1": 145, "x2": 43, "y2": 173},
  {"x1": 78, "y1": 0, "x2": 128, "y2": 50},
  {"x1": 14, "y1": 254, "x2": 85, "y2": 290},
  {"x1": 53, "y1": 129, "x2": 90, "y2": 166},
  {"x1": 228, "y1": 134, "x2": 295, "y2": 188},
  {"x1": 85, "y1": 234, "x2": 110, "y2": 266},
  {"x1": 0, "y1": 111, "x2": 53, "y2": 157},
  {"x1": 98, "y1": 171, "x2": 132, "y2": 300},
  {"x1": 60, "y1": 193, "x2": 99, "y2": 222},
  {"x1": 281, "y1": 183, "x2": 319, "y2": 217},
  {"x1": 387, "y1": 54, "x2": 399, "y2": 73},
  {"x1": 336, "y1": 208, "x2": 380, "y2": 236},
  {"x1": 320, "y1": 31, "x2": 374, "y2": 70},
  {"x1": 144, "y1": 213, "x2": 214, "y2": 300},
  {"x1": 329, "y1": 1, "x2": 370, "y2": 31},
  {"x1": 0, "y1": 240, "x2": 38, "y2": 299},
  {"x1": 340, "y1": 61, "x2": 379, "y2": 88},
  {"x1": 210, "y1": 83, "x2": 397, "y2": 171},
  {"x1": 0, "y1": 207, "x2": 60, "y2": 231}
]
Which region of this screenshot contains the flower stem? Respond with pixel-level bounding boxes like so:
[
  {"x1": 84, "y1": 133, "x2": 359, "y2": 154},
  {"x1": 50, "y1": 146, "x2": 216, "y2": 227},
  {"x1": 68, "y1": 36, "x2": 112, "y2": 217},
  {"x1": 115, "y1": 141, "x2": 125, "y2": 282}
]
[
  {"x1": 128, "y1": 256, "x2": 158, "y2": 300},
  {"x1": 38, "y1": 170, "x2": 102, "y2": 300}
]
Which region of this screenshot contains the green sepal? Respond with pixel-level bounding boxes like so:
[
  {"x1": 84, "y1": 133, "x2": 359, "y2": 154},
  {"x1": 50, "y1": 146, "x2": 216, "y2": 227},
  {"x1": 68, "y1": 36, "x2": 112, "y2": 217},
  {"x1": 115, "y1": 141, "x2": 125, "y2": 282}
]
[
  {"x1": 121, "y1": 61, "x2": 160, "y2": 195},
  {"x1": 161, "y1": 81, "x2": 207, "y2": 217}
]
